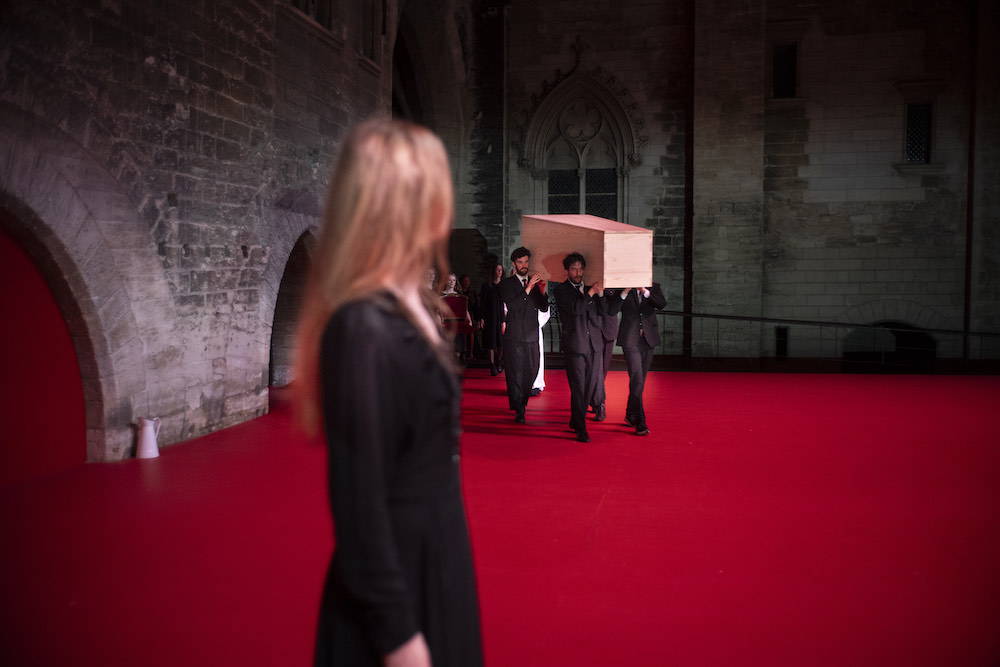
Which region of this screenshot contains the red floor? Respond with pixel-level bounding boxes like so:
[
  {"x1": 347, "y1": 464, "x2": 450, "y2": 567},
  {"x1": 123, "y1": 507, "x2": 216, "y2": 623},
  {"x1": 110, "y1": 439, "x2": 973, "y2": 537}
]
[{"x1": 2, "y1": 371, "x2": 999, "y2": 665}]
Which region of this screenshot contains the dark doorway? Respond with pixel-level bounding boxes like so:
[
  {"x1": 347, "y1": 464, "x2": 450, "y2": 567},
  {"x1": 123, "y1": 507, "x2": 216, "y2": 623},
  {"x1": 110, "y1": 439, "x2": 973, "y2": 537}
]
[
  {"x1": 843, "y1": 321, "x2": 937, "y2": 373},
  {"x1": 269, "y1": 233, "x2": 312, "y2": 388}
]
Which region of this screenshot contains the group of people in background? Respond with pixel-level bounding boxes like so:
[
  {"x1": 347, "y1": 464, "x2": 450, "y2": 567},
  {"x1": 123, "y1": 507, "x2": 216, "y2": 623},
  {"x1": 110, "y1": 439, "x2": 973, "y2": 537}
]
[{"x1": 475, "y1": 246, "x2": 666, "y2": 443}]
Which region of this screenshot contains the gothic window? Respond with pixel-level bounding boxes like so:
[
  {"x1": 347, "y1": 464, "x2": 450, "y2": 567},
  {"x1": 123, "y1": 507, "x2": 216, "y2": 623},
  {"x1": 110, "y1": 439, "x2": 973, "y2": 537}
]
[
  {"x1": 547, "y1": 169, "x2": 579, "y2": 214},
  {"x1": 520, "y1": 71, "x2": 641, "y2": 222},
  {"x1": 543, "y1": 97, "x2": 620, "y2": 217}
]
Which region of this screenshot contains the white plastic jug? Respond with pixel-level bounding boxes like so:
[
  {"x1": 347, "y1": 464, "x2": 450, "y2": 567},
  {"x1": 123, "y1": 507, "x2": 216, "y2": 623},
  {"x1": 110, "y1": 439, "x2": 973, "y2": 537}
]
[{"x1": 136, "y1": 417, "x2": 161, "y2": 459}]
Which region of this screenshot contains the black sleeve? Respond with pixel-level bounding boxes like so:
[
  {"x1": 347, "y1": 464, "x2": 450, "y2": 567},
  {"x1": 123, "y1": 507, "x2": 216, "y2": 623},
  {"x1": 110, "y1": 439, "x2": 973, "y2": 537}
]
[
  {"x1": 648, "y1": 282, "x2": 667, "y2": 310},
  {"x1": 531, "y1": 284, "x2": 550, "y2": 312},
  {"x1": 604, "y1": 289, "x2": 624, "y2": 316},
  {"x1": 320, "y1": 306, "x2": 418, "y2": 655}
]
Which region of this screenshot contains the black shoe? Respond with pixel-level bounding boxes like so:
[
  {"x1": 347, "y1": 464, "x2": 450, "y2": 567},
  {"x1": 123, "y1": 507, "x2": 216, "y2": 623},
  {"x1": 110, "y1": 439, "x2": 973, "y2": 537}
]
[
  {"x1": 515, "y1": 411, "x2": 526, "y2": 424},
  {"x1": 625, "y1": 415, "x2": 638, "y2": 427},
  {"x1": 530, "y1": 388, "x2": 541, "y2": 396},
  {"x1": 635, "y1": 424, "x2": 650, "y2": 436},
  {"x1": 490, "y1": 365, "x2": 498, "y2": 376},
  {"x1": 576, "y1": 429, "x2": 591, "y2": 443},
  {"x1": 594, "y1": 403, "x2": 606, "y2": 422}
]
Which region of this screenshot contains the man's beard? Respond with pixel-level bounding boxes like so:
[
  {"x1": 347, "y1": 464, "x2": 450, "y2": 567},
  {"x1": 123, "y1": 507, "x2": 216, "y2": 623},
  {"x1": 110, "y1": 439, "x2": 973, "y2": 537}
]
[{"x1": 516, "y1": 266, "x2": 529, "y2": 276}]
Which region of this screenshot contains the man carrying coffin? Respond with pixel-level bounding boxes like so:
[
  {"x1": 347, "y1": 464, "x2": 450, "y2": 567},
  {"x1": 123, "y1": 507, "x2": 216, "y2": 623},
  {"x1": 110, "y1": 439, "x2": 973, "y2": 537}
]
[
  {"x1": 612, "y1": 283, "x2": 667, "y2": 436},
  {"x1": 552, "y1": 252, "x2": 608, "y2": 443},
  {"x1": 498, "y1": 247, "x2": 548, "y2": 423}
]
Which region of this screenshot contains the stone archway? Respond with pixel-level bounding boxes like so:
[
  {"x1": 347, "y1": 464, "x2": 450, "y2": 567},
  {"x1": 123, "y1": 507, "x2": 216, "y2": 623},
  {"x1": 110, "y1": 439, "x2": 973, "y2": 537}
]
[
  {"x1": 843, "y1": 320, "x2": 938, "y2": 373},
  {"x1": 0, "y1": 105, "x2": 174, "y2": 461},
  {"x1": 268, "y1": 231, "x2": 316, "y2": 388},
  {"x1": 259, "y1": 188, "x2": 322, "y2": 397},
  {"x1": 836, "y1": 298, "x2": 956, "y2": 373}
]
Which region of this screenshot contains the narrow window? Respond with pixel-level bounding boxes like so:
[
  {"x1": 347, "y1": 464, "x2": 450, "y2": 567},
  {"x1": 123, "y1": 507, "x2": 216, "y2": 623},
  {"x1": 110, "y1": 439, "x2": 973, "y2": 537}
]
[
  {"x1": 361, "y1": 0, "x2": 383, "y2": 60},
  {"x1": 584, "y1": 168, "x2": 617, "y2": 219},
  {"x1": 291, "y1": 0, "x2": 333, "y2": 29},
  {"x1": 772, "y1": 43, "x2": 797, "y2": 98},
  {"x1": 547, "y1": 169, "x2": 580, "y2": 214},
  {"x1": 906, "y1": 103, "x2": 933, "y2": 164}
]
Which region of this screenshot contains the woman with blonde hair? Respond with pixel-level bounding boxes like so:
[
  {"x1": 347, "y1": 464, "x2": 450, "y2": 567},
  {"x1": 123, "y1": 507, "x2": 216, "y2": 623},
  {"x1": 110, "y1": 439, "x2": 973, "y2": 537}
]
[{"x1": 294, "y1": 119, "x2": 483, "y2": 667}]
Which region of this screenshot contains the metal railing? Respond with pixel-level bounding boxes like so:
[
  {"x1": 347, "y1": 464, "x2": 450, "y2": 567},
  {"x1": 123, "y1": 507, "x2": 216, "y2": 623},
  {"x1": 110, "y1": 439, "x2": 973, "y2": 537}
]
[{"x1": 539, "y1": 305, "x2": 1000, "y2": 372}]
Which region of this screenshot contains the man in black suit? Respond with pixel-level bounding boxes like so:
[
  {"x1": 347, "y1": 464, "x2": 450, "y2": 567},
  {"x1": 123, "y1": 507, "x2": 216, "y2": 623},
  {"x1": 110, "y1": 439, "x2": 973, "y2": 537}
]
[
  {"x1": 498, "y1": 246, "x2": 548, "y2": 423},
  {"x1": 552, "y1": 252, "x2": 607, "y2": 442},
  {"x1": 613, "y1": 283, "x2": 666, "y2": 436},
  {"x1": 590, "y1": 294, "x2": 620, "y2": 422}
]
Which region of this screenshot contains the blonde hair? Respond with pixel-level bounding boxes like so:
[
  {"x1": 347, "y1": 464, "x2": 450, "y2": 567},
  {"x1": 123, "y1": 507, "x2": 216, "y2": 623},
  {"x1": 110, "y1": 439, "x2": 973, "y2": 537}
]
[{"x1": 292, "y1": 119, "x2": 453, "y2": 434}]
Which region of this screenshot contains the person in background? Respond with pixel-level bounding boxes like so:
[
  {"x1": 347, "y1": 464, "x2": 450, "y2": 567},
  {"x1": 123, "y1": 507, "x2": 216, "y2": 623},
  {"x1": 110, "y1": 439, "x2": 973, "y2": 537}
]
[
  {"x1": 459, "y1": 273, "x2": 480, "y2": 360},
  {"x1": 612, "y1": 283, "x2": 667, "y2": 436},
  {"x1": 478, "y1": 261, "x2": 506, "y2": 375},
  {"x1": 456, "y1": 273, "x2": 479, "y2": 361},
  {"x1": 441, "y1": 272, "x2": 460, "y2": 296},
  {"x1": 498, "y1": 246, "x2": 548, "y2": 423},
  {"x1": 441, "y1": 272, "x2": 473, "y2": 363},
  {"x1": 293, "y1": 119, "x2": 483, "y2": 667}
]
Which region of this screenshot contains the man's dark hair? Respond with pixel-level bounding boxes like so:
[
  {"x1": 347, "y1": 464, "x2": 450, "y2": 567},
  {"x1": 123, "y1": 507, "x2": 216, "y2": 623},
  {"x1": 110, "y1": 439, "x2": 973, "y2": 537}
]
[
  {"x1": 510, "y1": 246, "x2": 531, "y2": 262},
  {"x1": 563, "y1": 252, "x2": 586, "y2": 270}
]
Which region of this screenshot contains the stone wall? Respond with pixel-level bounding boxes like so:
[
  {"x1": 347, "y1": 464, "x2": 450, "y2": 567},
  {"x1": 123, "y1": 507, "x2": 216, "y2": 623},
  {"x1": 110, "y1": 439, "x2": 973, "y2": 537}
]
[
  {"x1": 758, "y1": 0, "x2": 978, "y2": 360},
  {"x1": 0, "y1": 0, "x2": 395, "y2": 459},
  {"x1": 691, "y1": 0, "x2": 767, "y2": 358},
  {"x1": 502, "y1": 0, "x2": 994, "y2": 364}
]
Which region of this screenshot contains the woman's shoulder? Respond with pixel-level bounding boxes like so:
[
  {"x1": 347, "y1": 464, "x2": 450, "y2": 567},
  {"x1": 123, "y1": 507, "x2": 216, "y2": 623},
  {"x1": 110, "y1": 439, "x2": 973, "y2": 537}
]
[{"x1": 324, "y1": 294, "x2": 412, "y2": 344}]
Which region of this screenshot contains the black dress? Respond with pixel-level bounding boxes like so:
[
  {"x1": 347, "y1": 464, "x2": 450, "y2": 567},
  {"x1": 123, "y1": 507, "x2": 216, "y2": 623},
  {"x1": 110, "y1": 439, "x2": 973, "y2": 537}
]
[
  {"x1": 479, "y1": 280, "x2": 504, "y2": 350},
  {"x1": 314, "y1": 294, "x2": 483, "y2": 666}
]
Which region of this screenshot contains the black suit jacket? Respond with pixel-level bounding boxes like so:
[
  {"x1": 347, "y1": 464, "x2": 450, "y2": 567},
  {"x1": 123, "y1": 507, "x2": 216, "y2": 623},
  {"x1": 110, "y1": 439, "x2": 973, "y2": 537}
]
[
  {"x1": 498, "y1": 274, "x2": 549, "y2": 344},
  {"x1": 613, "y1": 283, "x2": 666, "y2": 348},
  {"x1": 597, "y1": 307, "x2": 620, "y2": 342},
  {"x1": 553, "y1": 280, "x2": 607, "y2": 355}
]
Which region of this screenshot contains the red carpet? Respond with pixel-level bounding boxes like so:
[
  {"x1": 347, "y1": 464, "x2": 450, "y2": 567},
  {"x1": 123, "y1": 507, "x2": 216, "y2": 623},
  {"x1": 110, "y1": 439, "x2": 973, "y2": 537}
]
[{"x1": 2, "y1": 370, "x2": 999, "y2": 665}]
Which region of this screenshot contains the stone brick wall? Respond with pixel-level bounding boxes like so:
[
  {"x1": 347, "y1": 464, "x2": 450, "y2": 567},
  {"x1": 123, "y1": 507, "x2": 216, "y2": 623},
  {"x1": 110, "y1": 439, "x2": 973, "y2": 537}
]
[
  {"x1": 758, "y1": 0, "x2": 977, "y2": 360},
  {"x1": 691, "y1": 0, "x2": 767, "y2": 358},
  {"x1": 0, "y1": 0, "x2": 394, "y2": 459}
]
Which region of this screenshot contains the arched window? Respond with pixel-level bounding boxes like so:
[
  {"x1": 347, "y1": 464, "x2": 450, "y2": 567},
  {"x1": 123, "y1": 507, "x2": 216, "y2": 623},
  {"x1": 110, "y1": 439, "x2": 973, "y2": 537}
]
[{"x1": 520, "y1": 72, "x2": 641, "y2": 222}]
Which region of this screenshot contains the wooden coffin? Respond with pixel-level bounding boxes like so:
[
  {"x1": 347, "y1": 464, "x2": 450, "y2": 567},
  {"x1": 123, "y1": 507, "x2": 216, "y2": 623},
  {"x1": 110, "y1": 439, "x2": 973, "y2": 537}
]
[{"x1": 520, "y1": 214, "x2": 653, "y2": 288}]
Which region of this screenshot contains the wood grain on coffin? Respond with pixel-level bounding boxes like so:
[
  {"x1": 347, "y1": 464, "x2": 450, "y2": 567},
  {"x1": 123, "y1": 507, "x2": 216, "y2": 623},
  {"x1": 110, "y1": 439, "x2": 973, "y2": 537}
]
[{"x1": 521, "y1": 214, "x2": 653, "y2": 287}]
